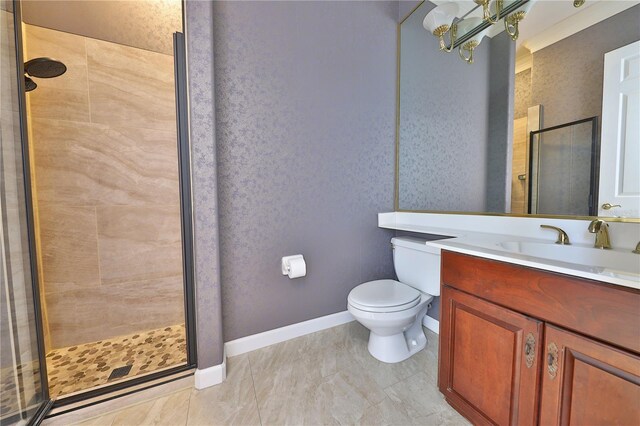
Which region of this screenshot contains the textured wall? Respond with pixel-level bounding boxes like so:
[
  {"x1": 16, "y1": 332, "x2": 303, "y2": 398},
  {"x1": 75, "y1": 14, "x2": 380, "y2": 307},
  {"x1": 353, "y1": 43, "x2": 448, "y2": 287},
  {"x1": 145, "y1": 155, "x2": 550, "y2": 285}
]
[
  {"x1": 22, "y1": 0, "x2": 182, "y2": 55},
  {"x1": 212, "y1": 1, "x2": 397, "y2": 341},
  {"x1": 531, "y1": 5, "x2": 640, "y2": 128},
  {"x1": 24, "y1": 25, "x2": 185, "y2": 349},
  {"x1": 514, "y1": 69, "x2": 531, "y2": 120},
  {"x1": 185, "y1": 0, "x2": 225, "y2": 368},
  {"x1": 398, "y1": 0, "x2": 490, "y2": 212},
  {"x1": 398, "y1": 0, "x2": 421, "y2": 22},
  {"x1": 485, "y1": 32, "x2": 515, "y2": 214}
]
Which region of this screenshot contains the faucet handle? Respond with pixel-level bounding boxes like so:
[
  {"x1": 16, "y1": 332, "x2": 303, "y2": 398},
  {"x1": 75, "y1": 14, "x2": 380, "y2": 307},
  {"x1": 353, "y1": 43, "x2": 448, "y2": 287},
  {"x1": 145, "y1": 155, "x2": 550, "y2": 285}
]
[
  {"x1": 588, "y1": 220, "x2": 612, "y2": 249},
  {"x1": 540, "y1": 225, "x2": 571, "y2": 245},
  {"x1": 633, "y1": 242, "x2": 640, "y2": 255},
  {"x1": 588, "y1": 219, "x2": 606, "y2": 233}
]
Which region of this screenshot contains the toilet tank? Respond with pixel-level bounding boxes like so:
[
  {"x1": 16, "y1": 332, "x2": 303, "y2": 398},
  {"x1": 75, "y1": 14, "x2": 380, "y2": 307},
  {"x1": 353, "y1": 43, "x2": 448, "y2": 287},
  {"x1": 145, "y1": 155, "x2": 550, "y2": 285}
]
[{"x1": 391, "y1": 237, "x2": 441, "y2": 296}]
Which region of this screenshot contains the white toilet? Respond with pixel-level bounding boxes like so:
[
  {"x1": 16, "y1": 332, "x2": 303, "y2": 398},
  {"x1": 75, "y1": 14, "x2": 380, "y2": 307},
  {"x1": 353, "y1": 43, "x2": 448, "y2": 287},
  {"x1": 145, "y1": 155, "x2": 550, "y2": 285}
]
[{"x1": 347, "y1": 237, "x2": 440, "y2": 363}]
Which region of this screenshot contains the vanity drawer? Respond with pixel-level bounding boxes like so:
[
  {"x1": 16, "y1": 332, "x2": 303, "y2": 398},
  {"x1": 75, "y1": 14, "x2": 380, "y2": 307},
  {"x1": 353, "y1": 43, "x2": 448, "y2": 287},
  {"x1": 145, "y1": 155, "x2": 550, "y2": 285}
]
[{"x1": 441, "y1": 250, "x2": 640, "y2": 354}]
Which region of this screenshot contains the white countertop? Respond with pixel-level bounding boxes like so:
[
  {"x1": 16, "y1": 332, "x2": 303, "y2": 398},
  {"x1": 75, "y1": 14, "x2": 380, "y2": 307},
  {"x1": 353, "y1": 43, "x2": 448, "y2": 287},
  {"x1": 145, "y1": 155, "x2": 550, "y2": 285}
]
[{"x1": 378, "y1": 214, "x2": 640, "y2": 291}]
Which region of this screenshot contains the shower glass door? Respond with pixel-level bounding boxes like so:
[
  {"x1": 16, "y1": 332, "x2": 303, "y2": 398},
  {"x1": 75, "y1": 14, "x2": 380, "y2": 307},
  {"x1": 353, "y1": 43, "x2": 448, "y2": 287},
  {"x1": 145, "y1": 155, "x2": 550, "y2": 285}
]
[
  {"x1": 1, "y1": 1, "x2": 51, "y2": 424},
  {"x1": 529, "y1": 117, "x2": 599, "y2": 216},
  {"x1": 16, "y1": 0, "x2": 194, "y2": 403}
]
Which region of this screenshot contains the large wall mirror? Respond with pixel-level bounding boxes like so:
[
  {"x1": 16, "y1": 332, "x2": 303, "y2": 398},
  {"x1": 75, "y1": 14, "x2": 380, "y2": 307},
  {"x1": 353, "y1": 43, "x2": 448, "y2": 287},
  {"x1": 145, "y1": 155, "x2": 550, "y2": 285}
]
[{"x1": 397, "y1": 0, "x2": 640, "y2": 221}]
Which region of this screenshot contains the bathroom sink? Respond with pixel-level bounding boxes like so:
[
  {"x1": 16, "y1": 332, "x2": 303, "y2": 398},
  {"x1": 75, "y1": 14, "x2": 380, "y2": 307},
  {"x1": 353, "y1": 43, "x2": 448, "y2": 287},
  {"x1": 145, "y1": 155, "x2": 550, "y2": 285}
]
[{"x1": 498, "y1": 241, "x2": 640, "y2": 278}]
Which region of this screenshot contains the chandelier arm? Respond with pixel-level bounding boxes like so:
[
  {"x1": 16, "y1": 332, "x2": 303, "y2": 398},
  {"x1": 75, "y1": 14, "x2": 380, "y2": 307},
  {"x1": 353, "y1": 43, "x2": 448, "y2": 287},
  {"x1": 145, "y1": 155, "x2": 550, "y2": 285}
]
[
  {"x1": 481, "y1": 0, "x2": 503, "y2": 24},
  {"x1": 440, "y1": 23, "x2": 458, "y2": 53},
  {"x1": 458, "y1": 46, "x2": 474, "y2": 64},
  {"x1": 504, "y1": 18, "x2": 519, "y2": 41}
]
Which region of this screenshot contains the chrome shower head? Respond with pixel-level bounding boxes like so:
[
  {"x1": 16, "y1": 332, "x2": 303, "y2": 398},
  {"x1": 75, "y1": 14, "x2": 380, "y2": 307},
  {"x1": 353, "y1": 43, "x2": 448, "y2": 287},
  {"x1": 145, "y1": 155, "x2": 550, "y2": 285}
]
[{"x1": 24, "y1": 57, "x2": 67, "y2": 78}]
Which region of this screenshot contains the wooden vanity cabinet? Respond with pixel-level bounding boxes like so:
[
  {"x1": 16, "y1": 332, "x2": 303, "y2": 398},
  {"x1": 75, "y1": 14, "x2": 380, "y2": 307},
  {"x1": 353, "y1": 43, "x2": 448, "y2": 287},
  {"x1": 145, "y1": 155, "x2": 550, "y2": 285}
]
[
  {"x1": 539, "y1": 325, "x2": 640, "y2": 426},
  {"x1": 439, "y1": 286, "x2": 543, "y2": 425},
  {"x1": 438, "y1": 251, "x2": 640, "y2": 426}
]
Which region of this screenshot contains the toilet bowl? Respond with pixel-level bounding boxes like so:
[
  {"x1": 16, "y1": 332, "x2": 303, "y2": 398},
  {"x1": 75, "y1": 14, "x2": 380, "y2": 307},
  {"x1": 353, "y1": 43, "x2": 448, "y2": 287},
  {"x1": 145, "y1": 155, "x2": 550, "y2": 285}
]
[{"x1": 347, "y1": 237, "x2": 441, "y2": 363}]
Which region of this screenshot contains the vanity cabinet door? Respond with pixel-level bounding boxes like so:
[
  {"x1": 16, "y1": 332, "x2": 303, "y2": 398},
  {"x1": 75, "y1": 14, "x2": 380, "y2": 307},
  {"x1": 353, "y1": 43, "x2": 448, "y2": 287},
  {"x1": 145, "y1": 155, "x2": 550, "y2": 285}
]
[
  {"x1": 439, "y1": 286, "x2": 543, "y2": 426},
  {"x1": 539, "y1": 325, "x2": 640, "y2": 425}
]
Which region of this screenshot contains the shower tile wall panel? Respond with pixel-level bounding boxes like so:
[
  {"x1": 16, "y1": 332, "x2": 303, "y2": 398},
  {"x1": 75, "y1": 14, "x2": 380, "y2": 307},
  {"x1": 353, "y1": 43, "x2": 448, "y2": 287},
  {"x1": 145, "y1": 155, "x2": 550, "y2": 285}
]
[
  {"x1": 24, "y1": 24, "x2": 185, "y2": 349},
  {"x1": 96, "y1": 205, "x2": 183, "y2": 285},
  {"x1": 24, "y1": 25, "x2": 90, "y2": 123},
  {"x1": 212, "y1": 1, "x2": 397, "y2": 341},
  {"x1": 38, "y1": 205, "x2": 101, "y2": 292},
  {"x1": 86, "y1": 38, "x2": 177, "y2": 131},
  {"x1": 30, "y1": 119, "x2": 179, "y2": 206}
]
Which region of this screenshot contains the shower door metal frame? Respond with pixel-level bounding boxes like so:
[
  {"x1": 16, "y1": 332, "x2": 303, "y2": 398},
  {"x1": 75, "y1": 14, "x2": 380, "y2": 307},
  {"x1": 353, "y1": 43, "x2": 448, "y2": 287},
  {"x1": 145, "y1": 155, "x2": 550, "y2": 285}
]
[
  {"x1": 47, "y1": 32, "x2": 199, "y2": 411},
  {"x1": 6, "y1": 0, "x2": 54, "y2": 423},
  {"x1": 527, "y1": 116, "x2": 600, "y2": 216},
  {"x1": 11, "y1": 0, "x2": 199, "y2": 414},
  {"x1": 173, "y1": 31, "x2": 198, "y2": 367}
]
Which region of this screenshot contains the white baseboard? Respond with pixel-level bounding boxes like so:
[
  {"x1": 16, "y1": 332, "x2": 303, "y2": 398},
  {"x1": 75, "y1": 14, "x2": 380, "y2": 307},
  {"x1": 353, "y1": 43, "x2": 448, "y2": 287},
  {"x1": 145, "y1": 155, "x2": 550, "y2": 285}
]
[
  {"x1": 194, "y1": 353, "x2": 226, "y2": 390},
  {"x1": 423, "y1": 315, "x2": 439, "y2": 334},
  {"x1": 225, "y1": 310, "x2": 355, "y2": 357}
]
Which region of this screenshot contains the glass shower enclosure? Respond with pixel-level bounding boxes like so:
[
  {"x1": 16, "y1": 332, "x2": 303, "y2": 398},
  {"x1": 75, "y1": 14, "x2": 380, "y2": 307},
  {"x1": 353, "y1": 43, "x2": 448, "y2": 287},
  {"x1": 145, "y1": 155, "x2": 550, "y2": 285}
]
[
  {"x1": 2, "y1": 0, "x2": 196, "y2": 420},
  {"x1": 1, "y1": 1, "x2": 52, "y2": 423},
  {"x1": 528, "y1": 117, "x2": 600, "y2": 216}
]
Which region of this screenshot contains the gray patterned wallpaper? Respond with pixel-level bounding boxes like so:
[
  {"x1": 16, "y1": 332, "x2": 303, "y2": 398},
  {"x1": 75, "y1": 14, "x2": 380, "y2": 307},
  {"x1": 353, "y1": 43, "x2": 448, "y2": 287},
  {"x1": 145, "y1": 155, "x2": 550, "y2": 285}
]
[
  {"x1": 185, "y1": 0, "x2": 224, "y2": 368},
  {"x1": 398, "y1": 0, "x2": 421, "y2": 21},
  {"x1": 398, "y1": 1, "x2": 491, "y2": 212},
  {"x1": 211, "y1": 1, "x2": 397, "y2": 341},
  {"x1": 514, "y1": 69, "x2": 531, "y2": 120},
  {"x1": 531, "y1": 5, "x2": 640, "y2": 128},
  {"x1": 485, "y1": 32, "x2": 515, "y2": 213}
]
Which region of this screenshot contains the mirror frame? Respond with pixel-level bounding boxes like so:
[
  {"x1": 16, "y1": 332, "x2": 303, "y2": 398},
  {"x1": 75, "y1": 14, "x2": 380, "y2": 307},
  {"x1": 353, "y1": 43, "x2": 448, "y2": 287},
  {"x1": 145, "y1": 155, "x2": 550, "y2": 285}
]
[{"x1": 394, "y1": 0, "x2": 640, "y2": 223}]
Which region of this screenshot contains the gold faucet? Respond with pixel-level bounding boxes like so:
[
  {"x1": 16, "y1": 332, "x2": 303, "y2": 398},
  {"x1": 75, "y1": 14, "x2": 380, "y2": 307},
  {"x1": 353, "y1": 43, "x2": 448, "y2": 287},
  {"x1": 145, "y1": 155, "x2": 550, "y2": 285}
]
[
  {"x1": 540, "y1": 225, "x2": 571, "y2": 245},
  {"x1": 633, "y1": 242, "x2": 640, "y2": 254},
  {"x1": 588, "y1": 220, "x2": 611, "y2": 249}
]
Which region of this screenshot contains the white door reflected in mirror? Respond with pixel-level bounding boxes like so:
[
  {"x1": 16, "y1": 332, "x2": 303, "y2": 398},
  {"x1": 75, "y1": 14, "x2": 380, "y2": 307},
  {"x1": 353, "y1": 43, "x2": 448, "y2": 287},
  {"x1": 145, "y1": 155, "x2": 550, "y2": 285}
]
[{"x1": 598, "y1": 40, "x2": 640, "y2": 218}]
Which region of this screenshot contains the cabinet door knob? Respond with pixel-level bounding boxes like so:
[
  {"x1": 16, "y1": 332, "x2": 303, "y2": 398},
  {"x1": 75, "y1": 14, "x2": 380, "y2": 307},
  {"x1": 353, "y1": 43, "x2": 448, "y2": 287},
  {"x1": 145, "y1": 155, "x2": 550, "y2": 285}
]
[
  {"x1": 547, "y1": 342, "x2": 559, "y2": 379},
  {"x1": 524, "y1": 332, "x2": 536, "y2": 368}
]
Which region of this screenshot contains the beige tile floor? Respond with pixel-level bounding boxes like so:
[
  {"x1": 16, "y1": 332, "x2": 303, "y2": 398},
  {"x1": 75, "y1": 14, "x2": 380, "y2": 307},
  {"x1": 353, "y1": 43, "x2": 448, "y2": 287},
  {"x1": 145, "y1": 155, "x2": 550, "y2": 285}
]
[{"x1": 68, "y1": 322, "x2": 470, "y2": 426}]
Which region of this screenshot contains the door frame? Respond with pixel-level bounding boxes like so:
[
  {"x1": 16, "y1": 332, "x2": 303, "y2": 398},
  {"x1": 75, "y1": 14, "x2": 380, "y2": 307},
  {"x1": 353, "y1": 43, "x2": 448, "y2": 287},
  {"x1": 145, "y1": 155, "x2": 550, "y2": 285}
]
[{"x1": 12, "y1": 0, "x2": 198, "y2": 413}]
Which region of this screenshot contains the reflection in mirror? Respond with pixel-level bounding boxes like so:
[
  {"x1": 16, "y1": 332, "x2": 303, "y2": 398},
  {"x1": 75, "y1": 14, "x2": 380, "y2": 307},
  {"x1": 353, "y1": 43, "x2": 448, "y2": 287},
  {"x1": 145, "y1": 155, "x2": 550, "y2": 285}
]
[
  {"x1": 528, "y1": 117, "x2": 598, "y2": 216},
  {"x1": 397, "y1": 0, "x2": 640, "y2": 220}
]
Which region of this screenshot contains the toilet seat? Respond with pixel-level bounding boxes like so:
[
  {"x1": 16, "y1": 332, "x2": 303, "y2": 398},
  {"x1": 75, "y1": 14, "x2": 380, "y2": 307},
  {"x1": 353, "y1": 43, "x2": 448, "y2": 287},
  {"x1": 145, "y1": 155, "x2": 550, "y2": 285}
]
[{"x1": 348, "y1": 280, "x2": 421, "y2": 313}]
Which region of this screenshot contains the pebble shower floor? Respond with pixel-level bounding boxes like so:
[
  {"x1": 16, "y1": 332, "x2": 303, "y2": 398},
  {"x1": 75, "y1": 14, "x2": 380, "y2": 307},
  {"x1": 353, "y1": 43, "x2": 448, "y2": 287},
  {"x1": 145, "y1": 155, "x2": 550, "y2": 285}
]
[{"x1": 46, "y1": 324, "x2": 187, "y2": 397}]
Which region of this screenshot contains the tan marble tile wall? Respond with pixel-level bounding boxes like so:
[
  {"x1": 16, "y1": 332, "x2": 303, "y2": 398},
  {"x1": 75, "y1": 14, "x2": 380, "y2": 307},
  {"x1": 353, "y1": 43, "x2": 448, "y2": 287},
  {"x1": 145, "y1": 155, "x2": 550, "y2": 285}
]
[
  {"x1": 24, "y1": 24, "x2": 185, "y2": 349},
  {"x1": 510, "y1": 117, "x2": 529, "y2": 215}
]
